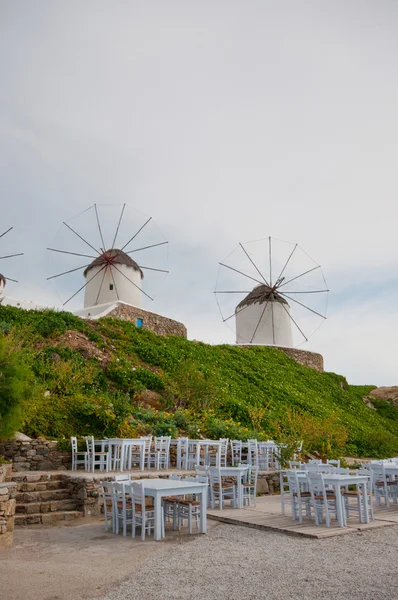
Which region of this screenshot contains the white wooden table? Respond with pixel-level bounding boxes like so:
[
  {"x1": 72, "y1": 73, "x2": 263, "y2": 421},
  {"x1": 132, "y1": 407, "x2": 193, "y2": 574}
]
[
  {"x1": 137, "y1": 478, "x2": 208, "y2": 541},
  {"x1": 98, "y1": 439, "x2": 146, "y2": 472},
  {"x1": 219, "y1": 466, "x2": 249, "y2": 508},
  {"x1": 189, "y1": 440, "x2": 222, "y2": 467},
  {"x1": 295, "y1": 472, "x2": 371, "y2": 527}
]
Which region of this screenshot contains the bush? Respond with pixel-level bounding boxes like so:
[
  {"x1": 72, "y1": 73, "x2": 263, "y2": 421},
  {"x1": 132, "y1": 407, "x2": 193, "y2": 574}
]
[{"x1": 0, "y1": 334, "x2": 37, "y2": 438}]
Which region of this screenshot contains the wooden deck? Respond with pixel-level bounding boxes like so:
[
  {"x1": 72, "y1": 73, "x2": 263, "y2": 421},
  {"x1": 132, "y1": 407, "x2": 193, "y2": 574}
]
[{"x1": 207, "y1": 495, "x2": 398, "y2": 539}]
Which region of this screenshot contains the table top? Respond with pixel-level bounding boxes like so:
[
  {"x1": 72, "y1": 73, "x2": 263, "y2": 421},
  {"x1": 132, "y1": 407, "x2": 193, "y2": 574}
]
[{"x1": 131, "y1": 478, "x2": 208, "y2": 492}]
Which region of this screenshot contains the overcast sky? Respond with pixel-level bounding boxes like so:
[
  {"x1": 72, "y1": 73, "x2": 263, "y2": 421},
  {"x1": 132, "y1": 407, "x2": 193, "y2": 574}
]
[{"x1": 1, "y1": 1, "x2": 398, "y2": 386}]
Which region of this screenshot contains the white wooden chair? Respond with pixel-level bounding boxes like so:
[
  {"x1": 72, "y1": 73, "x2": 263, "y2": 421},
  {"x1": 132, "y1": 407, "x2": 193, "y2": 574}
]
[
  {"x1": 209, "y1": 467, "x2": 236, "y2": 510},
  {"x1": 148, "y1": 436, "x2": 171, "y2": 470},
  {"x1": 342, "y1": 468, "x2": 374, "y2": 523},
  {"x1": 71, "y1": 436, "x2": 89, "y2": 471},
  {"x1": 307, "y1": 472, "x2": 340, "y2": 527},
  {"x1": 84, "y1": 436, "x2": 110, "y2": 472},
  {"x1": 127, "y1": 481, "x2": 165, "y2": 540},
  {"x1": 288, "y1": 461, "x2": 301, "y2": 469},
  {"x1": 287, "y1": 470, "x2": 312, "y2": 524},
  {"x1": 112, "y1": 482, "x2": 133, "y2": 536},
  {"x1": 230, "y1": 440, "x2": 242, "y2": 466},
  {"x1": 247, "y1": 439, "x2": 258, "y2": 466},
  {"x1": 177, "y1": 476, "x2": 208, "y2": 533},
  {"x1": 242, "y1": 465, "x2": 258, "y2": 507},
  {"x1": 327, "y1": 459, "x2": 340, "y2": 468},
  {"x1": 370, "y1": 463, "x2": 398, "y2": 508},
  {"x1": 100, "y1": 481, "x2": 114, "y2": 532}
]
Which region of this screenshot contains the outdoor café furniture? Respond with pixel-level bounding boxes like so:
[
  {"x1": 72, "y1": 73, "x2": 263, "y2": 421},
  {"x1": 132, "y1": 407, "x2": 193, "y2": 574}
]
[
  {"x1": 177, "y1": 476, "x2": 208, "y2": 534},
  {"x1": 369, "y1": 463, "x2": 398, "y2": 508},
  {"x1": 71, "y1": 436, "x2": 90, "y2": 471},
  {"x1": 287, "y1": 470, "x2": 312, "y2": 524},
  {"x1": 209, "y1": 466, "x2": 237, "y2": 510},
  {"x1": 100, "y1": 481, "x2": 114, "y2": 532},
  {"x1": 136, "y1": 477, "x2": 208, "y2": 540},
  {"x1": 148, "y1": 436, "x2": 171, "y2": 470},
  {"x1": 99, "y1": 438, "x2": 146, "y2": 472},
  {"x1": 231, "y1": 440, "x2": 242, "y2": 466},
  {"x1": 208, "y1": 438, "x2": 228, "y2": 467},
  {"x1": 84, "y1": 436, "x2": 110, "y2": 472},
  {"x1": 307, "y1": 472, "x2": 340, "y2": 527},
  {"x1": 342, "y1": 468, "x2": 374, "y2": 523},
  {"x1": 242, "y1": 465, "x2": 259, "y2": 507}
]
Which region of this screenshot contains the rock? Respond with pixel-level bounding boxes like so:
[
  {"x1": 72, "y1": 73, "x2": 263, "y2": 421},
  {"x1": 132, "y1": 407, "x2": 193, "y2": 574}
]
[
  {"x1": 13, "y1": 432, "x2": 32, "y2": 442},
  {"x1": 369, "y1": 386, "x2": 398, "y2": 406}
]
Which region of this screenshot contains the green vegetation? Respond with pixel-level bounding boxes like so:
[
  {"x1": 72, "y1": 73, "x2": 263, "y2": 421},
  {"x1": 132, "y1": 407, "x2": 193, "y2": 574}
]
[{"x1": 1, "y1": 304, "x2": 398, "y2": 459}]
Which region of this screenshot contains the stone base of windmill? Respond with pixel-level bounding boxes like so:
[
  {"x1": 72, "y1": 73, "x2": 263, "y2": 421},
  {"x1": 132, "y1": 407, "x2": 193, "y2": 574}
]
[
  {"x1": 74, "y1": 300, "x2": 187, "y2": 338},
  {"x1": 238, "y1": 345, "x2": 324, "y2": 372}
]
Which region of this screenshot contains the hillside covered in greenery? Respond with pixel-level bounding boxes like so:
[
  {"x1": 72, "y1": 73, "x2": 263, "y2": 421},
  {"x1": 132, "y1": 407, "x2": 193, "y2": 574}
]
[{"x1": 0, "y1": 304, "x2": 397, "y2": 459}]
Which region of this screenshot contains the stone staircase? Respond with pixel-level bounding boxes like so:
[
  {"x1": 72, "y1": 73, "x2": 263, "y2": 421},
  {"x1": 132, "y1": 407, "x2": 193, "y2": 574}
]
[{"x1": 13, "y1": 472, "x2": 83, "y2": 526}]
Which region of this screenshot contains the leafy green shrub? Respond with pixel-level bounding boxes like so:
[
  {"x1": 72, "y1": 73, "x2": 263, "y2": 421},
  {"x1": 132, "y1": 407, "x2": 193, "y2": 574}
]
[{"x1": 0, "y1": 334, "x2": 38, "y2": 438}]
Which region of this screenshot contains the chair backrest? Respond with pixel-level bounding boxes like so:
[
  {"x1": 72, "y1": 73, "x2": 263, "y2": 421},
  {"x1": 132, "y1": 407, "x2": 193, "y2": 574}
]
[
  {"x1": 155, "y1": 436, "x2": 171, "y2": 453},
  {"x1": 169, "y1": 474, "x2": 181, "y2": 480},
  {"x1": 230, "y1": 440, "x2": 242, "y2": 465},
  {"x1": 247, "y1": 465, "x2": 258, "y2": 486},
  {"x1": 307, "y1": 472, "x2": 326, "y2": 499},
  {"x1": 100, "y1": 481, "x2": 113, "y2": 500},
  {"x1": 140, "y1": 436, "x2": 153, "y2": 452},
  {"x1": 129, "y1": 481, "x2": 145, "y2": 508},
  {"x1": 247, "y1": 439, "x2": 258, "y2": 465},
  {"x1": 71, "y1": 436, "x2": 78, "y2": 453},
  {"x1": 288, "y1": 461, "x2": 301, "y2": 469},
  {"x1": 84, "y1": 436, "x2": 95, "y2": 453},
  {"x1": 195, "y1": 464, "x2": 209, "y2": 476},
  {"x1": 333, "y1": 467, "x2": 349, "y2": 475},
  {"x1": 111, "y1": 481, "x2": 125, "y2": 506},
  {"x1": 356, "y1": 468, "x2": 374, "y2": 487},
  {"x1": 308, "y1": 459, "x2": 321, "y2": 464},
  {"x1": 327, "y1": 459, "x2": 340, "y2": 468},
  {"x1": 209, "y1": 467, "x2": 222, "y2": 487},
  {"x1": 286, "y1": 470, "x2": 301, "y2": 494},
  {"x1": 318, "y1": 464, "x2": 334, "y2": 474},
  {"x1": 302, "y1": 463, "x2": 319, "y2": 472}
]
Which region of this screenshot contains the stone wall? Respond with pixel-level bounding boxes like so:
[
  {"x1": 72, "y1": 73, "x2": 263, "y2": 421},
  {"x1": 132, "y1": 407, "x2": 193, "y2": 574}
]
[
  {"x1": 107, "y1": 304, "x2": 187, "y2": 338},
  {"x1": 0, "y1": 439, "x2": 71, "y2": 472},
  {"x1": 0, "y1": 481, "x2": 16, "y2": 549},
  {"x1": 276, "y1": 347, "x2": 324, "y2": 372}
]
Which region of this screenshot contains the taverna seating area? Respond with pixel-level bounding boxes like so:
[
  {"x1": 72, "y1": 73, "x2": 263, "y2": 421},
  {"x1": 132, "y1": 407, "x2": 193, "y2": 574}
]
[{"x1": 69, "y1": 436, "x2": 398, "y2": 541}]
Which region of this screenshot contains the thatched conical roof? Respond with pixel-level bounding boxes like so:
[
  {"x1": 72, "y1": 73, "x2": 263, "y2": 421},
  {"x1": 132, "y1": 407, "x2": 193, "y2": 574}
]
[
  {"x1": 236, "y1": 284, "x2": 288, "y2": 310},
  {"x1": 84, "y1": 249, "x2": 144, "y2": 279}
]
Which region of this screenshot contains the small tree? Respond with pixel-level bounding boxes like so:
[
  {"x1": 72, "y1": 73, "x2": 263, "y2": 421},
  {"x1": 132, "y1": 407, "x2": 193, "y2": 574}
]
[{"x1": 0, "y1": 334, "x2": 36, "y2": 438}]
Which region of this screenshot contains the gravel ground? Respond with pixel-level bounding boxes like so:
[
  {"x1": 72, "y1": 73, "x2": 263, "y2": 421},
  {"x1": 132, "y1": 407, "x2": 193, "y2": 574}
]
[{"x1": 98, "y1": 522, "x2": 398, "y2": 600}]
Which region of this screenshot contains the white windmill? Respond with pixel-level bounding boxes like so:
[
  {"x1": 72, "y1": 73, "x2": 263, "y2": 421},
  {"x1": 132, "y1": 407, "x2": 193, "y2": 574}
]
[
  {"x1": 47, "y1": 204, "x2": 169, "y2": 312},
  {"x1": 215, "y1": 237, "x2": 329, "y2": 347}
]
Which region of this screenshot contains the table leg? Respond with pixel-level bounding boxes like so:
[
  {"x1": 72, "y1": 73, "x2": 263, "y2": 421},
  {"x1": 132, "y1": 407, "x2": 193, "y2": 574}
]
[
  {"x1": 335, "y1": 483, "x2": 345, "y2": 527},
  {"x1": 154, "y1": 492, "x2": 162, "y2": 541},
  {"x1": 280, "y1": 472, "x2": 285, "y2": 515},
  {"x1": 199, "y1": 488, "x2": 207, "y2": 534},
  {"x1": 362, "y1": 482, "x2": 369, "y2": 523},
  {"x1": 140, "y1": 445, "x2": 145, "y2": 472},
  {"x1": 237, "y1": 475, "x2": 243, "y2": 509},
  {"x1": 119, "y1": 443, "x2": 125, "y2": 473}
]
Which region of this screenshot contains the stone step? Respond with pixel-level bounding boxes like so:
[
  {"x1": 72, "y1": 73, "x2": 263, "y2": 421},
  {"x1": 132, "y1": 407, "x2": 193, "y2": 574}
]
[
  {"x1": 15, "y1": 488, "x2": 72, "y2": 503},
  {"x1": 11, "y1": 472, "x2": 66, "y2": 483},
  {"x1": 15, "y1": 510, "x2": 83, "y2": 526},
  {"x1": 17, "y1": 480, "x2": 69, "y2": 493},
  {"x1": 16, "y1": 499, "x2": 79, "y2": 515}
]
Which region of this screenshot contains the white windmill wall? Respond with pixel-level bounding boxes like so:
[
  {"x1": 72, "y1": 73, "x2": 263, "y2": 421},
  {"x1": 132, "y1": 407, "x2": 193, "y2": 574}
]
[
  {"x1": 235, "y1": 300, "x2": 294, "y2": 347},
  {"x1": 84, "y1": 264, "x2": 143, "y2": 308}
]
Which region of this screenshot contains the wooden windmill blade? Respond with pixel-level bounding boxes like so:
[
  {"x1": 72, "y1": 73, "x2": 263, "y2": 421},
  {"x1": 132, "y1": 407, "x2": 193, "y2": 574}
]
[{"x1": 0, "y1": 226, "x2": 24, "y2": 295}]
